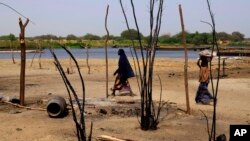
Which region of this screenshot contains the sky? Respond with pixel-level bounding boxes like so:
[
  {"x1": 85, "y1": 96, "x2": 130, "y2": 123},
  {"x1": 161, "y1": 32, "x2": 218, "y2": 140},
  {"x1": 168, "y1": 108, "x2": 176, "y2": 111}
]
[{"x1": 0, "y1": 0, "x2": 250, "y2": 38}]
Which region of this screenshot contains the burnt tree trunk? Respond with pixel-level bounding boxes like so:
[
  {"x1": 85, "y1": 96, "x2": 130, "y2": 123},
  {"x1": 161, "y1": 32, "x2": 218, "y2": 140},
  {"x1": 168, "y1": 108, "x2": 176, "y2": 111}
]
[
  {"x1": 105, "y1": 5, "x2": 109, "y2": 98},
  {"x1": 19, "y1": 18, "x2": 29, "y2": 106}
]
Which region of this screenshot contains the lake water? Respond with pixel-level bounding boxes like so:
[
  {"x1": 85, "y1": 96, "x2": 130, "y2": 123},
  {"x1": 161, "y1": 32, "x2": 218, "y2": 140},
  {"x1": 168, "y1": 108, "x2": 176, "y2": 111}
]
[{"x1": 0, "y1": 48, "x2": 200, "y2": 59}]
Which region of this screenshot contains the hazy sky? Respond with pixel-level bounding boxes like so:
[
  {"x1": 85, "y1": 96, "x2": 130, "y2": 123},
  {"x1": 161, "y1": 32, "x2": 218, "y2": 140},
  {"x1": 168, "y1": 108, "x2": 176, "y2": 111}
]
[{"x1": 0, "y1": 0, "x2": 250, "y2": 37}]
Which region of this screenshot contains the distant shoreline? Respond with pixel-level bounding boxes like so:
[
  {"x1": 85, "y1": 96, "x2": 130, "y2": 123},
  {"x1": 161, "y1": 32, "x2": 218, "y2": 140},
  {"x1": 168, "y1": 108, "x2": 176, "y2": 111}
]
[{"x1": 0, "y1": 50, "x2": 41, "y2": 53}]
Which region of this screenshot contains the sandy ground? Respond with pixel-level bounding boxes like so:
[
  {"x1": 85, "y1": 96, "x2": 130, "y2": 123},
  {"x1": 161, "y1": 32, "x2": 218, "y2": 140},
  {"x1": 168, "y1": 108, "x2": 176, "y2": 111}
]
[{"x1": 0, "y1": 56, "x2": 250, "y2": 141}]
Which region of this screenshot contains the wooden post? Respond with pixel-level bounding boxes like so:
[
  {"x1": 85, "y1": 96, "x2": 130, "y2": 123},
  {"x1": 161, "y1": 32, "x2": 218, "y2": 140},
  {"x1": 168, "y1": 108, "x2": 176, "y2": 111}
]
[
  {"x1": 38, "y1": 41, "x2": 42, "y2": 69},
  {"x1": 19, "y1": 18, "x2": 29, "y2": 106},
  {"x1": 9, "y1": 40, "x2": 16, "y2": 64},
  {"x1": 105, "y1": 5, "x2": 109, "y2": 98},
  {"x1": 179, "y1": 5, "x2": 191, "y2": 114},
  {"x1": 86, "y1": 44, "x2": 90, "y2": 74},
  {"x1": 222, "y1": 58, "x2": 226, "y2": 77},
  {"x1": 30, "y1": 41, "x2": 38, "y2": 67},
  {"x1": 68, "y1": 46, "x2": 73, "y2": 74}
]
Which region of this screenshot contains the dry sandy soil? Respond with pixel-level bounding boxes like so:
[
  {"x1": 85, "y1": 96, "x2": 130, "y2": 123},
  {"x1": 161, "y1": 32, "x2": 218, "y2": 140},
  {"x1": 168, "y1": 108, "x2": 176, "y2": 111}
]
[{"x1": 0, "y1": 56, "x2": 250, "y2": 141}]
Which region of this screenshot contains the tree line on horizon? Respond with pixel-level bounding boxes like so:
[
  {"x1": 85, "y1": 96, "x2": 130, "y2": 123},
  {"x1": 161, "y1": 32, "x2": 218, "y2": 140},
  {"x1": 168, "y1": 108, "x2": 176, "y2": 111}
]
[{"x1": 0, "y1": 29, "x2": 248, "y2": 47}]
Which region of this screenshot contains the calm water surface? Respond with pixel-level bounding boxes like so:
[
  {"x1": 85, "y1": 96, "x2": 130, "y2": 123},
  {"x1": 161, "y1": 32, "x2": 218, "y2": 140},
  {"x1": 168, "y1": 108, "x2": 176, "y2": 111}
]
[{"x1": 0, "y1": 48, "x2": 199, "y2": 59}]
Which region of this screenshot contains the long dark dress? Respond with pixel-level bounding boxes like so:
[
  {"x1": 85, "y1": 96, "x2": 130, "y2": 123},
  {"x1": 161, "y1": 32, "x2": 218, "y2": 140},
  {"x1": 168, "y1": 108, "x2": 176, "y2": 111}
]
[
  {"x1": 195, "y1": 82, "x2": 213, "y2": 104},
  {"x1": 116, "y1": 49, "x2": 134, "y2": 84},
  {"x1": 195, "y1": 56, "x2": 213, "y2": 104},
  {"x1": 112, "y1": 49, "x2": 134, "y2": 95}
]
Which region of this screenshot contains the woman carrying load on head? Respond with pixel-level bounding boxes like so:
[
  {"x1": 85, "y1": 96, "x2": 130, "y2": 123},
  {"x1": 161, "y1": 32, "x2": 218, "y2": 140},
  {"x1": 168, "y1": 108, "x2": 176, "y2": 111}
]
[
  {"x1": 195, "y1": 50, "x2": 214, "y2": 104},
  {"x1": 111, "y1": 49, "x2": 135, "y2": 96}
]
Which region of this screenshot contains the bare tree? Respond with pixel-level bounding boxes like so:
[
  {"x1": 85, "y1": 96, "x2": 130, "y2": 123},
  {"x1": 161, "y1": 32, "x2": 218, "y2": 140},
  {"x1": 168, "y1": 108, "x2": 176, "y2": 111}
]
[
  {"x1": 201, "y1": 0, "x2": 222, "y2": 140},
  {"x1": 119, "y1": 0, "x2": 141, "y2": 92},
  {"x1": 9, "y1": 41, "x2": 16, "y2": 64},
  {"x1": 120, "y1": 0, "x2": 165, "y2": 130},
  {"x1": 50, "y1": 46, "x2": 92, "y2": 141}
]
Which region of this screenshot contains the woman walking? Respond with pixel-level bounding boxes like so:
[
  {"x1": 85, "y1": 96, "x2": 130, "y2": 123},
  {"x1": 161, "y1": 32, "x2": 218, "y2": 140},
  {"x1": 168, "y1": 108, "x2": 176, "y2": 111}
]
[
  {"x1": 195, "y1": 50, "x2": 214, "y2": 104},
  {"x1": 111, "y1": 49, "x2": 134, "y2": 95}
]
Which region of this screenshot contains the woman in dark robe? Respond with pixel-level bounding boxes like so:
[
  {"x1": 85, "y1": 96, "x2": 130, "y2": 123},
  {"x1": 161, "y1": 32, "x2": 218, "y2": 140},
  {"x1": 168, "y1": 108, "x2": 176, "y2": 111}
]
[
  {"x1": 111, "y1": 49, "x2": 135, "y2": 95},
  {"x1": 195, "y1": 52, "x2": 214, "y2": 104}
]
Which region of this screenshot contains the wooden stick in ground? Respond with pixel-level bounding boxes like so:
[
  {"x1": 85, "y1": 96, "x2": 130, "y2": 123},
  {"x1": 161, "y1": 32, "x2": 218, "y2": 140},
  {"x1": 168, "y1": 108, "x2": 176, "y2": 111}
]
[
  {"x1": 86, "y1": 44, "x2": 91, "y2": 74},
  {"x1": 104, "y1": 5, "x2": 109, "y2": 98},
  {"x1": 68, "y1": 46, "x2": 73, "y2": 74},
  {"x1": 19, "y1": 17, "x2": 29, "y2": 106},
  {"x1": 0, "y1": 101, "x2": 46, "y2": 111},
  {"x1": 30, "y1": 41, "x2": 38, "y2": 67},
  {"x1": 38, "y1": 41, "x2": 42, "y2": 69},
  {"x1": 30, "y1": 41, "x2": 42, "y2": 68},
  {"x1": 179, "y1": 4, "x2": 191, "y2": 115},
  {"x1": 9, "y1": 41, "x2": 16, "y2": 64}
]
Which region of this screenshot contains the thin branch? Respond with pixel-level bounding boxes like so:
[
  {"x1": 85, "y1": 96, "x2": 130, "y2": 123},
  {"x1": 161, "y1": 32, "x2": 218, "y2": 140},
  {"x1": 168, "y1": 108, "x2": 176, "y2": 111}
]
[
  {"x1": 86, "y1": 46, "x2": 91, "y2": 74},
  {"x1": 54, "y1": 62, "x2": 82, "y2": 140},
  {"x1": 119, "y1": 0, "x2": 142, "y2": 92},
  {"x1": 129, "y1": 0, "x2": 147, "y2": 129},
  {"x1": 30, "y1": 41, "x2": 39, "y2": 67},
  {"x1": 88, "y1": 121, "x2": 93, "y2": 141},
  {"x1": 61, "y1": 46, "x2": 86, "y2": 135},
  {"x1": 9, "y1": 41, "x2": 16, "y2": 64},
  {"x1": 49, "y1": 47, "x2": 82, "y2": 115},
  {"x1": 200, "y1": 20, "x2": 213, "y2": 29},
  {"x1": 179, "y1": 4, "x2": 190, "y2": 115},
  {"x1": 205, "y1": 0, "x2": 221, "y2": 140},
  {"x1": 147, "y1": 1, "x2": 164, "y2": 127},
  {"x1": 200, "y1": 110, "x2": 212, "y2": 141},
  {"x1": 130, "y1": 0, "x2": 145, "y2": 67},
  {"x1": 50, "y1": 49, "x2": 82, "y2": 139},
  {"x1": 155, "y1": 74, "x2": 163, "y2": 121},
  {"x1": 38, "y1": 41, "x2": 42, "y2": 69},
  {"x1": 105, "y1": 5, "x2": 110, "y2": 98},
  {"x1": 0, "y1": 2, "x2": 35, "y2": 25}
]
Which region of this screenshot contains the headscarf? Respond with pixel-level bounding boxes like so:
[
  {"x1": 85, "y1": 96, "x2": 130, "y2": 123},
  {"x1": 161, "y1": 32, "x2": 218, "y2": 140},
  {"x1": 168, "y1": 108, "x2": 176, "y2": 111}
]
[{"x1": 117, "y1": 49, "x2": 135, "y2": 78}]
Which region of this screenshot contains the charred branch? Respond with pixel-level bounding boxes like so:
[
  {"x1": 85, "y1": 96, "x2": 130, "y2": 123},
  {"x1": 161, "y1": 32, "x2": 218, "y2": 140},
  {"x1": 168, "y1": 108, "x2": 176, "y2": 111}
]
[
  {"x1": 50, "y1": 45, "x2": 92, "y2": 141},
  {"x1": 119, "y1": 0, "x2": 141, "y2": 92},
  {"x1": 120, "y1": 0, "x2": 165, "y2": 130},
  {"x1": 105, "y1": 5, "x2": 110, "y2": 98},
  {"x1": 202, "y1": 0, "x2": 222, "y2": 140}
]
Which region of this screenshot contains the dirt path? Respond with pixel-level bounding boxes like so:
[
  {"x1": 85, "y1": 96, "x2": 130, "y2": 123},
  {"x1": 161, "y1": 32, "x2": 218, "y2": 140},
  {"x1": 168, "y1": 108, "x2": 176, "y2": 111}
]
[{"x1": 0, "y1": 57, "x2": 249, "y2": 141}]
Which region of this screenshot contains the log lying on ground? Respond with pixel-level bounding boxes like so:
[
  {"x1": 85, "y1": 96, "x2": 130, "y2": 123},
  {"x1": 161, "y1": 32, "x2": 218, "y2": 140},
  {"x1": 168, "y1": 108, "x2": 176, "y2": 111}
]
[
  {"x1": 97, "y1": 135, "x2": 133, "y2": 141},
  {"x1": 0, "y1": 101, "x2": 46, "y2": 111}
]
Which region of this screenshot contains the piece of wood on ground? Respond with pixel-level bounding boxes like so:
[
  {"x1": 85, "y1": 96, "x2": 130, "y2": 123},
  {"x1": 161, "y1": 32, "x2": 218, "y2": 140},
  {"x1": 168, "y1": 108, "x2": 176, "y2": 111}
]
[{"x1": 97, "y1": 135, "x2": 133, "y2": 141}]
